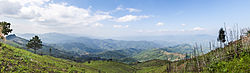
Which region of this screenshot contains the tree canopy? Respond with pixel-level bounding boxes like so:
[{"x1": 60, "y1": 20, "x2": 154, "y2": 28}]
[
  {"x1": 217, "y1": 28, "x2": 226, "y2": 43},
  {"x1": 26, "y1": 36, "x2": 43, "y2": 54},
  {"x1": 0, "y1": 21, "x2": 13, "y2": 40}
]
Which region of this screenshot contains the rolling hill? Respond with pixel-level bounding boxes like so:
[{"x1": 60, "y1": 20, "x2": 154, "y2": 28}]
[
  {"x1": 133, "y1": 44, "x2": 192, "y2": 62},
  {"x1": 8, "y1": 34, "x2": 193, "y2": 63}
]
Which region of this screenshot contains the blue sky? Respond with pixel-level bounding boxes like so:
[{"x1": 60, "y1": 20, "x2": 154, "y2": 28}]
[{"x1": 1, "y1": 0, "x2": 250, "y2": 40}]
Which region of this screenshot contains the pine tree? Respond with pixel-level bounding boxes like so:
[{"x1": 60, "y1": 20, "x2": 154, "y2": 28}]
[
  {"x1": 0, "y1": 21, "x2": 13, "y2": 41},
  {"x1": 217, "y1": 28, "x2": 226, "y2": 47},
  {"x1": 49, "y1": 48, "x2": 52, "y2": 55},
  {"x1": 26, "y1": 36, "x2": 43, "y2": 54}
]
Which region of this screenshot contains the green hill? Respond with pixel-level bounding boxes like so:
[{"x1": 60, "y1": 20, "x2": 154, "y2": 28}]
[
  {"x1": 0, "y1": 43, "x2": 136, "y2": 73},
  {"x1": 133, "y1": 44, "x2": 192, "y2": 62}
]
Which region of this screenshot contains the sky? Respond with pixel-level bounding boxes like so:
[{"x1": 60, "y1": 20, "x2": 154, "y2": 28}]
[{"x1": 1, "y1": 0, "x2": 250, "y2": 39}]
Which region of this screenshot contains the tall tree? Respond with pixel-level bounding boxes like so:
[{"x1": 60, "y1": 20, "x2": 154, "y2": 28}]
[
  {"x1": 26, "y1": 36, "x2": 43, "y2": 54},
  {"x1": 49, "y1": 48, "x2": 52, "y2": 55},
  {"x1": 217, "y1": 28, "x2": 226, "y2": 47},
  {"x1": 0, "y1": 21, "x2": 13, "y2": 41}
]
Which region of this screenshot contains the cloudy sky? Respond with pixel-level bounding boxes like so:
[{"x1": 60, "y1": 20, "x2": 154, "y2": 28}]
[{"x1": 1, "y1": 0, "x2": 250, "y2": 39}]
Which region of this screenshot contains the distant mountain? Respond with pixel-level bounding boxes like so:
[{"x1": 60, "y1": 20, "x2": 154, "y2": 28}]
[
  {"x1": 5, "y1": 34, "x2": 107, "y2": 62},
  {"x1": 114, "y1": 34, "x2": 217, "y2": 43},
  {"x1": 17, "y1": 33, "x2": 77, "y2": 44},
  {"x1": 18, "y1": 33, "x2": 165, "y2": 52},
  {"x1": 15, "y1": 33, "x2": 199, "y2": 63},
  {"x1": 89, "y1": 48, "x2": 142, "y2": 59}
]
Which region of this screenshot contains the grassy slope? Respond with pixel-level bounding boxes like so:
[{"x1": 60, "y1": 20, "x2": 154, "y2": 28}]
[
  {"x1": 0, "y1": 43, "x2": 136, "y2": 73},
  {"x1": 133, "y1": 59, "x2": 170, "y2": 73},
  {"x1": 83, "y1": 61, "x2": 136, "y2": 73},
  {"x1": 133, "y1": 48, "x2": 183, "y2": 62},
  {"x1": 133, "y1": 36, "x2": 250, "y2": 73}
]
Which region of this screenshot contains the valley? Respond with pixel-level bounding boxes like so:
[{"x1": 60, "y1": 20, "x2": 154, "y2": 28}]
[{"x1": 1, "y1": 0, "x2": 250, "y2": 72}]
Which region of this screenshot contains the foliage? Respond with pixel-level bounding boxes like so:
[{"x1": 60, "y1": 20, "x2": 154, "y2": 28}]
[
  {"x1": 0, "y1": 21, "x2": 12, "y2": 35},
  {"x1": 206, "y1": 52, "x2": 250, "y2": 73},
  {"x1": 26, "y1": 36, "x2": 43, "y2": 54},
  {"x1": 217, "y1": 28, "x2": 226, "y2": 43},
  {"x1": 247, "y1": 30, "x2": 250, "y2": 35}
]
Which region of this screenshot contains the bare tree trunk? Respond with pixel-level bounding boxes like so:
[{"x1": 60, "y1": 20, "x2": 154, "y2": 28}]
[
  {"x1": 200, "y1": 44, "x2": 206, "y2": 67},
  {"x1": 194, "y1": 43, "x2": 200, "y2": 72},
  {"x1": 209, "y1": 42, "x2": 212, "y2": 51}
]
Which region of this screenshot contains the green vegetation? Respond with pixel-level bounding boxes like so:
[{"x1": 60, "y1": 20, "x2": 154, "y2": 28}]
[
  {"x1": 26, "y1": 36, "x2": 43, "y2": 54},
  {"x1": 217, "y1": 28, "x2": 226, "y2": 43},
  {"x1": 0, "y1": 43, "x2": 136, "y2": 73},
  {"x1": 206, "y1": 52, "x2": 250, "y2": 73},
  {"x1": 133, "y1": 48, "x2": 182, "y2": 61},
  {"x1": 133, "y1": 44, "x2": 192, "y2": 62},
  {"x1": 133, "y1": 59, "x2": 171, "y2": 73},
  {"x1": 83, "y1": 61, "x2": 136, "y2": 73},
  {"x1": 0, "y1": 21, "x2": 12, "y2": 40}
]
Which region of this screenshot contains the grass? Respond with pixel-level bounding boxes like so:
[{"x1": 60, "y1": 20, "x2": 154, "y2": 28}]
[
  {"x1": 133, "y1": 59, "x2": 170, "y2": 73},
  {"x1": 0, "y1": 43, "x2": 136, "y2": 73},
  {"x1": 205, "y1": 51, "x2": 250, "y2": 73},
  {"x1": 83, "y1": 61, "x2": 136, "y2": 73}
]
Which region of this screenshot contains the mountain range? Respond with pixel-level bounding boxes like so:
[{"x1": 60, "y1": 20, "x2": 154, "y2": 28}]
[{"x1": 7, "y1": 33, "x2": 195, "y2": 63}]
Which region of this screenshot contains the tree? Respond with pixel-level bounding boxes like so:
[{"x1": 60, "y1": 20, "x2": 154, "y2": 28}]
[
  {"x1": 0, "y1": 21, "x2": 13, "y2": 41},
  {"x1": 246, "y1": 30, "x2": 250, "y2": 35},
  {"x1": 49, "y1": 48, "x2": 52, "y2": 55},
  {"x1": 26, "y1": 36, "x2": 43, "y2": 54},
  {"x1": 217, "y1": 28, "x2": 226, "y2": 47}
]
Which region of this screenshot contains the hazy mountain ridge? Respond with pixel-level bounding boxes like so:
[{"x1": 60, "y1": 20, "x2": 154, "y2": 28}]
[
  {"x1": 18, "y1": 33, "x2": 165, "y2": 50},
  {"x1": 7, "y1": 34, "x2": 194, "y2": 63},
  {"x1": 6, "y1": 34, "x2": 108, "y2": 62}
]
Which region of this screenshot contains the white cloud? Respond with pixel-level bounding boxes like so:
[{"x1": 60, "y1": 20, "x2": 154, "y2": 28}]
[
  {"x1": 0, "y1": 0, "x2": 21, "y2": 16},
  {"x1": 181, "y1": 24, "x2": 186, "y2": 26},
  {"x1": 92, "y1": 23, "x2": 103, "y2": 27},
  {"x1": 113, "y1": 25, "x2": 129, "y2": 28},
  {"x1": 0, "y1": 0, "x2": 112, "y2": 27},
  {"x1": 115, "y1": 15, "x2": 149, "y2": 22},
  {"x1": 192, "y1": 27, "x2": 205, "y2": 31},
  {"x1": 126, "y1": 8, "x2": 141, "y2": 12},
  {"x1": 114, "y1": 6, "x2": 141, "y2": 13},
  {"x1": 116, "y1": 6, "x2": 123, "y2": 11},
  {"x1": 156, "y1": 22, "x2": 164, "y2": 26}
]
